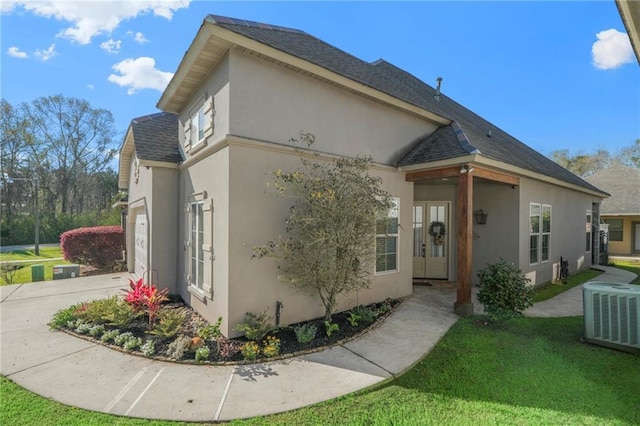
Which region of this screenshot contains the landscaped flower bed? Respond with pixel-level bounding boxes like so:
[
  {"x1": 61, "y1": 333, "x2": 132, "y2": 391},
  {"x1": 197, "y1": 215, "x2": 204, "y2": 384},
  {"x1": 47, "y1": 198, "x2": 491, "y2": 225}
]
[{"x1": 50, "y1": 278, "x2": 399, "y2": 364}]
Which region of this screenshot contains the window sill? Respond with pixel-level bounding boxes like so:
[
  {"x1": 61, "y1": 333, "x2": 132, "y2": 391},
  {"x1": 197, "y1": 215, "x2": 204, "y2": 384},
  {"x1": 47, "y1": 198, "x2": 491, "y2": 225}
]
[
  {"x1": 187, "y1": 140, "x2": 207, "y2": 155},
  {"x1": 188, "y1": 285, "x2": 208, "y2": 304},
  {"x1": 375, "y1": 269, "x2": 399, "y2": 276}
]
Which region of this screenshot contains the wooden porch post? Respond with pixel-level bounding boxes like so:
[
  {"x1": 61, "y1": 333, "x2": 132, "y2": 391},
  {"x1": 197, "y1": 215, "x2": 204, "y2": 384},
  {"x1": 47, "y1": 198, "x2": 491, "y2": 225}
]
[{"x1": 455, "y1": 171, "x2": 474, "y2": 316}]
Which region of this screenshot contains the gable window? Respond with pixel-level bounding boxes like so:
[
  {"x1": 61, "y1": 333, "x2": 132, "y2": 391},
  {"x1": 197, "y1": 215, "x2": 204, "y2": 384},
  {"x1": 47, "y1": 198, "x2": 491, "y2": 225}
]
[
  {"x1": 604, "y1": 218, "x2": 623, "y2": 242},
  {"x1": 586, "y1": 210, "x2": 592, "y2": 252},
  {"x1": 190, "y1": 106, "x2": 205, "y2": 147},
  {"x1": 190, "y1": 201, "x2": 204, "y2": 290},
  {"x1": 376, "y1": 198, "x2": 399, "y2": 273}
]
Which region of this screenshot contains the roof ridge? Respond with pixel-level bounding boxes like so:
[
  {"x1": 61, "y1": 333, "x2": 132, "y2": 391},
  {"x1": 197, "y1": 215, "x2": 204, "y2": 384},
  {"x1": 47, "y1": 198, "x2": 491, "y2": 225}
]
[{"x1": 207, "y1": 14, "x2": 306, "y2": 35}]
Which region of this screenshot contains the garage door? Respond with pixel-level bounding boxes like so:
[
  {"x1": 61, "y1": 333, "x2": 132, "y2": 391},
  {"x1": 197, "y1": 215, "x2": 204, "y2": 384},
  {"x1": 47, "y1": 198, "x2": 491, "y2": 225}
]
[{"x1": 134, "y1": 210, "x2": 148, "y2": 278}]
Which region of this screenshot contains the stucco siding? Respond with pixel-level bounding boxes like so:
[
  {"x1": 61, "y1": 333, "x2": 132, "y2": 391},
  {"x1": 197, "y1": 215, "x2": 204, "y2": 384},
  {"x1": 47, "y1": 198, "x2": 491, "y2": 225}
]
[
  {"x1": 178, "y1": 52, "x2": 230, "y2": 157},
  {"x1": 519, "y1": 178, "x2": 600, "y2": 285},
  {"x1": 126, "y1": 157, "x2": 152, "y2": 276},
  {"x1": 472, "y1": 181, "x2": 519, "y2": 283},
  {"x1": 150, "y1": 167, "x2": 179, "y2": 292},
  {"x1": 227, "y1": 50, "x2": 438, "y2": 165},
  {"x1": 226, "y1": 143, "x2": 413, "y2": 337},
  {"x1": 177, "y1": 146, "x2": 231, "y2": 331}
]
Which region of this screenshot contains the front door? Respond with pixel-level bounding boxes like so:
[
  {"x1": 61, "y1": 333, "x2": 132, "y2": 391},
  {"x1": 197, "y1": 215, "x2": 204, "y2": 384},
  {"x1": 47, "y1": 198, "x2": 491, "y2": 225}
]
[{"x1": 413, "y1": 202, "x2": 449, "y2": 279}]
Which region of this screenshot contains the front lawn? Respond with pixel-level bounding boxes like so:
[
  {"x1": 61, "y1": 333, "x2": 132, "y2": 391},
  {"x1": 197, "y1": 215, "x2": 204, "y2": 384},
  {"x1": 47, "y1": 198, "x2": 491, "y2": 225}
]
[
  {"x1": 609, "y1": 259, "x2": 640, "y2": 285},
  {"x1": 3, "y1": 316, "x2": 639, "y2": 425},
  {"x1": 0, "y1": 246, "x2": 64, "y2": 262},
  {"x1": 532, "y1": 269, "x2": 603, "y2": 302},
  {"x1": 0, "y1": 259, "x2": 72, "y2": 286}
]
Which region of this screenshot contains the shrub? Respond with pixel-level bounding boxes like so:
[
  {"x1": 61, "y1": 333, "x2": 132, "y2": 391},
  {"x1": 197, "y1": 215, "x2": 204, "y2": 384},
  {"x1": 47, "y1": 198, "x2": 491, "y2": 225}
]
[
  {"x1": 324, "y1": 321, "x2": 339, "y2": 337},
  {"x1": 477, "y1": 259, "x2": 534, "y2": 321},
  {"x1": 101, "y1": 329, "x2": 120, "y2": 343},
  {"x1": 60, "y1": 225, "x2": 124, "y2": 268},
  {"x1": 262, "y1": 336, "x2": 280, "y2": 358},
  {"x1": 114, "y1": 332, "x2": 134, "y2": 346},
  {"x1": 167, "y1": 335, "x2": 193, "y2": 360},
  {"x1": 75, "y1": 323, "x2": 91, "y2": 334},
  {"x1": 123, "y1": 336, "x2": 142, "y2": 352},
  {"x1": 195, "y1": 346, "x2": 210, "y2": 363},
  {"x1": 294, "y1": 323, "x2": 317, "y2": 344},
  {"x1": 235, "y1": 309, "x2": 274, "y2": 341},
  {"x1": 218, "y1": 338, "x2": 241, "y2": 360},
  {"x1": 123, "y1": 278, "x2": 169, "y2": 325},
  {"x1": 99, "y1": 298, "x2": 135, "y2": 327},
  {"x1": 88, "y1": 324, "x2": 105, "y2": 337},
  {"x1": 50, "y1": 304, "x2": 81, "y2": 330},
  {"x1": 77, "y1": 296, "x2": 125, "y2": 325},
  {"x1": 241, "y1": 341, "x2": 260, "y2": 361},
  {"x1": 352, "y1": 305, "x2": 376, "y2": 324},
  {"x1": 347, "y1": 312, "x2": 361, "y2": 327},
  {"x1": 198, "y1": 317, "x2": 223, "y2": 341},
  {"x1": 141, "y1": 340, "x2": 156, "y2": 357},
  {"x1": 149, "y1": 308, "x2": 186, "y2": 339}
]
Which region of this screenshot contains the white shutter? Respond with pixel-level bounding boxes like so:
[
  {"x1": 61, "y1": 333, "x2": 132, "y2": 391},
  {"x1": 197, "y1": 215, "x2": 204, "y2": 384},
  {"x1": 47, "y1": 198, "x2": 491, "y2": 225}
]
[
  {"x1": 203, "y1": 97, "x2": 214, "y2": 139},
  {"x1": 184, "y1": 119, "x2": 192, "y2": 150},
  {"x1": 202, "y1": 198, "x2": 214, "y2": 298}
]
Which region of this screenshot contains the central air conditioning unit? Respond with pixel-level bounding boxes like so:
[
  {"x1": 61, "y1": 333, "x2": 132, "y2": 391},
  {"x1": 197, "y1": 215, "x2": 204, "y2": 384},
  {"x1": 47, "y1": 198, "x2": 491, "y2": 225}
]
[{"x1": 583, "y1": 282, "x2": 640, "y2": 353}]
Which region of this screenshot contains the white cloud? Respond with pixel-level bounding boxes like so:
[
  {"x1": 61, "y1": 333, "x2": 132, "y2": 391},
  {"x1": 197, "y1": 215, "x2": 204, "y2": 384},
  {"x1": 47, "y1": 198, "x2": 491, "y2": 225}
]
[
  {"x1": 108, "y1": 57, "x2": 173, "y2": 94},
  {"x1": 2, "y1": 1, "x2": 190, "y2": 44},
  {"x1": 34, "y1": 43, "x2": 57, "y2": 61},
  {"x1": 87, "y1": 84, "x2": 95, "y2": 90},
  {"x1": 100, "y1": 38, "x2": 121, "y2": 54},
  {"x1": 592, "y1": 29, "x2": 634, "y2": 70},
  {"x1": 128, "y1": 30, "x2": 149, "y2": 44},
  {"x1": 7, "y1": 46, "x2": 28, "y2": 58}
]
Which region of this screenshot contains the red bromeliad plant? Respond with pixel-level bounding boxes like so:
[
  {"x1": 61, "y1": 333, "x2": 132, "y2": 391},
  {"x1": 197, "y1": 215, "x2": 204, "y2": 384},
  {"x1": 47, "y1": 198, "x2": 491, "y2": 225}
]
[{"x1": 123, "y1": 278, "x2": 169, "y2": 325}]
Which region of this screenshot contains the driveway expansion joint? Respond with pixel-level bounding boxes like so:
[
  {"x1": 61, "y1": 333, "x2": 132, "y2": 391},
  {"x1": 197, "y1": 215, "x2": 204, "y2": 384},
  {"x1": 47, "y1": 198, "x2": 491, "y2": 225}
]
[{"x1": 339, "y1": 344, "x2": 395, "y2": 378}]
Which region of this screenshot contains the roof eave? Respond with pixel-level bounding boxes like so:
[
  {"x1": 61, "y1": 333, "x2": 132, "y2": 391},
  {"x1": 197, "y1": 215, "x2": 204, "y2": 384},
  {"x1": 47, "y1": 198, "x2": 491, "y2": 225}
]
[
  {"x1": 157, "y1": 20, "x2": 450, "y2": 125},
  {"x1": 118, "y1": 127, "x2": 135, "y2": 190},
  {"x1": 616, "y1": 0, "x2": 640, "y2": 64}
]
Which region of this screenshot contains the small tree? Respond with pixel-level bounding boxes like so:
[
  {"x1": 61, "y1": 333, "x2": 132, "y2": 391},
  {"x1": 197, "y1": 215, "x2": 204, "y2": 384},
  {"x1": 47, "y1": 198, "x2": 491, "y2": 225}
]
[
  {"x1": 476, "y1": 259, "x2": 534, "y2": 322},
  {"x1": 253, "y1": 133, "x2": 393, "y2": 322}
]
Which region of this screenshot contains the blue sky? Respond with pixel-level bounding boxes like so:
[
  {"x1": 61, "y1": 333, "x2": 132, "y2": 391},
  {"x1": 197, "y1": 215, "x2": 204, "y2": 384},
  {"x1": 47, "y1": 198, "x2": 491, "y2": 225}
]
[{"x1": 2, "y1": 1, "x2": 639, "y2": 163}]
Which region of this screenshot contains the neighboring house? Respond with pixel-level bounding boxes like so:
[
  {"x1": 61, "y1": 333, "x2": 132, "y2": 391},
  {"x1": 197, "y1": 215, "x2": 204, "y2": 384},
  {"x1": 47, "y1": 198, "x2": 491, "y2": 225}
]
[
  {"x1": 118, "y1": 15, "x2": 608, "y2": 337},
  {"x1": 585, "y1": 164, "x2": 640, "y2": 256}
]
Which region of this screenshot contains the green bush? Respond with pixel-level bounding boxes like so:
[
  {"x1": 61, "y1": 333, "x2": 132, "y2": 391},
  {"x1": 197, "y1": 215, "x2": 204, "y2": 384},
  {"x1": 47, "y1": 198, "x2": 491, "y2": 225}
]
[
  {"x1": 149, "y1": 308, "x2": 186, "y2": 339},
  {"x1": 476, "y1": 259, "x2": 534, "y2": 321},
  {"x1": 197, "y1": 316, "x2": 223, "y2": 341},
  {"x1": 235, "y1": 309, "x2": 274, "y2": 341},
  {"x1": 50, "y1": 304, "x2": 81, "y2": 330},
  {"x1": 294, "y1": 323, "x2": 317, "y2": 343},
  {"x1": 352, "y1": 305, "x2": 376, "y2": 324}
]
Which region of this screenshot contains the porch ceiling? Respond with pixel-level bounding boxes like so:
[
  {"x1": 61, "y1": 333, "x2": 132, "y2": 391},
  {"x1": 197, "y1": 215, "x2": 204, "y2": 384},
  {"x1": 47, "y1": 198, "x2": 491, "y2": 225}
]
[{"x1": 406, "y1": 165, "x2": 520, "y2": 186}]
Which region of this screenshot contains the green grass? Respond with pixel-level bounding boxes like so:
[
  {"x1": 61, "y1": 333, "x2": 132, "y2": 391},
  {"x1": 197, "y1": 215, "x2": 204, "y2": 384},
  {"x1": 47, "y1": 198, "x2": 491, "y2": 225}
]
[
  {"x1": 609, "y1": 259, "x2": 640, "y2": 285},
  {"x1": 532, "y1": 269, "x2": 603, "y2": 303},
  {"x1": 0, "y1": 246, "x2": 71, "y2": 285},
  {"x1": 0, "y1": 247, "x2": 64, "y2": 262},
  {"x1": 3, "y1": 316, "x2": 639, "y2": 425},
  {"x1": 0, "y1": 260, "x2": 72, "y2": 286}
]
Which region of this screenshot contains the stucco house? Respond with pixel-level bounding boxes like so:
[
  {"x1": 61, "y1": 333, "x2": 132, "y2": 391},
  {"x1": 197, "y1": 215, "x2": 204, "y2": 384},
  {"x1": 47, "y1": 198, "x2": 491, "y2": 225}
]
[
  {"x1": 585, "y1": 164, "x2": 640, "y2": 256},
  {"x1": 118, "y1": 15, "x2": 608, "y2": 337}
]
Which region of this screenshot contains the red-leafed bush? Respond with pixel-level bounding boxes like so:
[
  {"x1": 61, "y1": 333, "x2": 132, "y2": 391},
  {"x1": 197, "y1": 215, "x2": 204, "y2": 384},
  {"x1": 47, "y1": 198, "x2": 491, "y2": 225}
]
[{"x1": 61, "y1": 226, "x2": 124, "y2": 268}]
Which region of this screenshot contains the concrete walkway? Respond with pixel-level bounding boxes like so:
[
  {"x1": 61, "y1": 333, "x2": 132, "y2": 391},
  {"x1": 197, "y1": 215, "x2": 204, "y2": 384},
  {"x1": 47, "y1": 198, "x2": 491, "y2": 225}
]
[{"x1": 0, "y1": 265, "x2": 636, "y2": 422}]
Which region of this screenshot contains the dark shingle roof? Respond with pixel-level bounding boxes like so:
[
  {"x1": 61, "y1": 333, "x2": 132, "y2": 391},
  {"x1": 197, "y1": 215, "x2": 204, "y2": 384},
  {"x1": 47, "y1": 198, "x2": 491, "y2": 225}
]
[
  {"x1": 207, "y1": 14, "x2": 604, "y2": 194},
  {"x1": 130, "y1": 112, "x2": 182, "y2": 164},
  {"x1": 584, "y1": 164, "x2": 640, "y2": 214}
]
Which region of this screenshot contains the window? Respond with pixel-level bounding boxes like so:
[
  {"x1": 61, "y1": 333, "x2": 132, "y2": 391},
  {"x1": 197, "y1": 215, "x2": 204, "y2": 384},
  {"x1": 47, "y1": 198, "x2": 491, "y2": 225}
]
[
  {"x1": 190, "y1": 106, "x2": 205, "y2": 147},
  {"x1": 529, "y1": 203, "x2": 541, "y2": 264},
  {"x1": 604, "y1": 218, "x2": 623, "y2": 241},
  {"x1": 541, "y1": 205, "x2": 551, "y2": 262},
  {"x1": 586, "y1": 210, "x2": 592, "y2": 252},
  {"x1": 376, "y1": 198, "x2": 399, "y2": 273},
  {"x1": 190, "y1": 201, "x2": 204, "y2": 290}
]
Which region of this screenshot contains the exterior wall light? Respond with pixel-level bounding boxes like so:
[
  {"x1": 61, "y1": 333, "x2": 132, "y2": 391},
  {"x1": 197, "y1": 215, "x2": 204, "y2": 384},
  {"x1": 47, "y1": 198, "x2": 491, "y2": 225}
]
[{"x1": 474, "y1": 209, "x2": 488, "y2": 225}]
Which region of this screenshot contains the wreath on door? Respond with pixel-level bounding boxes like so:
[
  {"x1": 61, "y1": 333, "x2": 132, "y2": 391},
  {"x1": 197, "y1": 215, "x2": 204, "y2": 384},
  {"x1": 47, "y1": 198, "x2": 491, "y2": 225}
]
[{"x1": 429, "y1": 221, "x2": 447, "y2": 246}]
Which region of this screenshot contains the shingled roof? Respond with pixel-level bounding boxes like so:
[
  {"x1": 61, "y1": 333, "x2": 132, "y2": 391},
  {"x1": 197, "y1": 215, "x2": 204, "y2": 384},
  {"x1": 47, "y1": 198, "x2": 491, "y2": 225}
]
[
  {"x1": 584, "y1": 164, "x2": 640, "y2": 214},
  {"x1": 207, "y1": 14, "x2": 603, "y2": 194},
  {"x1": 130, "y1": 112, "x2": 182, "y2": 164}
]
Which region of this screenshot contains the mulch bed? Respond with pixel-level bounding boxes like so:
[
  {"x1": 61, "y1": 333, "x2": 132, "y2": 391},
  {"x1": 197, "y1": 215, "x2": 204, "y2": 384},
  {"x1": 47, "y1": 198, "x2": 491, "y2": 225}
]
[{"x1": 61, "y1": 297, "x2": 400, "y2": 365}]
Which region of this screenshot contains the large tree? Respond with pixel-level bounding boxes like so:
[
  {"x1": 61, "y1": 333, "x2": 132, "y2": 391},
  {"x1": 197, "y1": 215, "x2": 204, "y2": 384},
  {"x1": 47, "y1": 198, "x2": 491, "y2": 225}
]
[
  {"x1": 21, "y1": 95, "x2": 118, "y2": 216},
  {"x1": 550, "y1": 140, "x2": 640, "y2": 177},
  {"x1": 253, "y1": 133, "x2": 393, "y2": 322}
]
